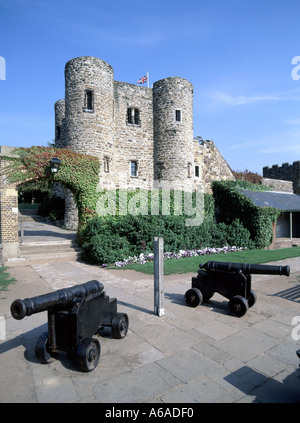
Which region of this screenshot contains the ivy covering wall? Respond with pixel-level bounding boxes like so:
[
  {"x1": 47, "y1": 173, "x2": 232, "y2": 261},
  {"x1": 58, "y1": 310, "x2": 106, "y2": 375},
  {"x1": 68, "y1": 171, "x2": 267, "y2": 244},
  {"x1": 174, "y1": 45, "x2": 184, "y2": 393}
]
[
  {"x1": 2, "y1": 146, "x2": 100, "y2": 228},
  {"x1": 212, "y1": 180, "x2": 281, "y2": 249}
]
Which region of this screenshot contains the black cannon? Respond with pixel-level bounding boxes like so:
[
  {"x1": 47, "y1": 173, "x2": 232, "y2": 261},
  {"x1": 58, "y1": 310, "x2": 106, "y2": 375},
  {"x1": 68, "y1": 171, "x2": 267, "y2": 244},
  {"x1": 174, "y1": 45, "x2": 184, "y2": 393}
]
[
  {"x1": 185, "y1": 261, "x2": 290, "y2": 317},
  {"x1": 10, "y1": 280, "x2": 129, "y2": 372}
]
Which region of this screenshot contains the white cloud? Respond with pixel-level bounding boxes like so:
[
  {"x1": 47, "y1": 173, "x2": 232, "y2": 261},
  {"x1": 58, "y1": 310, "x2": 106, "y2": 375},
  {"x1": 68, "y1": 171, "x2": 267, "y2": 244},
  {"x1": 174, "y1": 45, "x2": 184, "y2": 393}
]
[
  {"x1": 212, "y1": 92, "x2": 281, "y2": 106},
  {"x1": 283, "y1": 119, "x2": 300, "y2": 125},
  {"x1": 204, "y1": 88, "x2": 300, "y2": 110}
]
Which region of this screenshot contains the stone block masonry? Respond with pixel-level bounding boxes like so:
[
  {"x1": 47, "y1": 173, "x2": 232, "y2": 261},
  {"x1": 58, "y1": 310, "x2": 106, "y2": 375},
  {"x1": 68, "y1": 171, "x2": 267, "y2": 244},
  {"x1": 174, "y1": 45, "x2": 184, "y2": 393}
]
[
  {"x1": 54, "y1": 56, "x2": 235, "y2": 227},
  {"x1": 263, "y1": 161, "x2": 300, "y2": 194}
]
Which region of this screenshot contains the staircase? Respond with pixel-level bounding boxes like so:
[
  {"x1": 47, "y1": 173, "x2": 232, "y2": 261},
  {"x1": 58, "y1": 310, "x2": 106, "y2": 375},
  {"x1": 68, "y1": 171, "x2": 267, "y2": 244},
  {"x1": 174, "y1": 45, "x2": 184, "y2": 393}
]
[
  {"x1": 5, "y1": 240, "x2": 82, "y2": 267},
  {"x1": 4, "y1": 209, "x2": 82, "y2": 267}
]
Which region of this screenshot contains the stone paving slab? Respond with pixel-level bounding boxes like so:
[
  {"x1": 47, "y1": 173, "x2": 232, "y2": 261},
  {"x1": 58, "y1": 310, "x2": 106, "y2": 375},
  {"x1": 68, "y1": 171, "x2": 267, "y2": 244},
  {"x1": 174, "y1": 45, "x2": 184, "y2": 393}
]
[{"x1": 0, "y1": 257, "x2": 300, "y2": 404}]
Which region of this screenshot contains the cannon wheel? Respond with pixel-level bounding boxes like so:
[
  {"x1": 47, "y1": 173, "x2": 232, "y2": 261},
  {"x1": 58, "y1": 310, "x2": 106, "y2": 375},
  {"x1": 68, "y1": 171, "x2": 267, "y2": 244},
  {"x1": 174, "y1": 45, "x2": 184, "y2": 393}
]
[
  {"x1": 248, "y1": 290, "x2": 257, "y2": 308},
  {"x1": 228, "y1": 295, "x2": 249, "y2": 317},
  {"x1": 35, "y1": 332, "x2": 53, "y2": 364},
  {"x1": 76, "y1": 337, "x2": 101, "y2": 372},
  {"x1": 112, "y1": 313, "x2": 129, "y2": 339},
  {"x1": 185, "y1": 288, "x2": 203, "y2": 308}
]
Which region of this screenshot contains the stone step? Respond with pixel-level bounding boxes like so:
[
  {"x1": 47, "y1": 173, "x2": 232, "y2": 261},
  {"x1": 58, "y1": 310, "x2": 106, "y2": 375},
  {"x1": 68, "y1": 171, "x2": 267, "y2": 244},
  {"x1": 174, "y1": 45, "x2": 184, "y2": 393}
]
[
  {"x1": 5, "y1": 240, "x2": 82, "y2": 267},
  {"x1": 19, "y1": 240, "x2": 79, "y2": 253}
]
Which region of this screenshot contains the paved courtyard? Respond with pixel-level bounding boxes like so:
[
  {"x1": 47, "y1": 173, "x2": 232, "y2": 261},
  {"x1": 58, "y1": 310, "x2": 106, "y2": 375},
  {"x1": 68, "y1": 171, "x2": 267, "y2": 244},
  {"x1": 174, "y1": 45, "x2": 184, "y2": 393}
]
[{"x1": 0, "y1": 254, "x2": 300, "y2": 403}]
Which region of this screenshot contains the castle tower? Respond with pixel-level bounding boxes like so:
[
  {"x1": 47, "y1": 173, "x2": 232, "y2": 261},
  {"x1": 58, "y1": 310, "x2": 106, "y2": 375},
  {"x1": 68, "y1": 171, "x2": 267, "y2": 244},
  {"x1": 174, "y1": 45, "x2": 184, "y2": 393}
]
[
  {"x1": 62, "y1": 57, "x2": 115, "y2": 228},
  {"x1": 153, "y1": 77, "x2": 194, "y2": 191},
  {"x1": 64, "y1": 56, "x2": 114, "y2": 158}
]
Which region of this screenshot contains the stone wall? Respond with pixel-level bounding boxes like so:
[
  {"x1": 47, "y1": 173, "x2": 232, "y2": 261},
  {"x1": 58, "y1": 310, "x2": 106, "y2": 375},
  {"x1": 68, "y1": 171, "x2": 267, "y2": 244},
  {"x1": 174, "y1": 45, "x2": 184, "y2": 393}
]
[
  {"x1": 194, "y1": 139, "x2": 235, "y2": 193},
  {"x1": 261, "y1": 178, "x2": 293, "y2": 193},
  {"x1": 263, "y1": 161, "x2": 300, "y2": 194},
  {"x1": 113, "y1": 81, "x2": 154, "y2": 190}
]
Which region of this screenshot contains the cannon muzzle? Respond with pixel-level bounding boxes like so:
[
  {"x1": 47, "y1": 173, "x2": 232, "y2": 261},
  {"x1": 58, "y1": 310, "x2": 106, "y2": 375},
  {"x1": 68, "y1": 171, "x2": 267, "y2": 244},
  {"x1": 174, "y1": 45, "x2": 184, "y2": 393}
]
[
  {"x1": 11, "y1": 280, "x2": 104, "y2": 320},
  {"x1": 200, "y1": 261, "x2": 290, "y2": 277}
]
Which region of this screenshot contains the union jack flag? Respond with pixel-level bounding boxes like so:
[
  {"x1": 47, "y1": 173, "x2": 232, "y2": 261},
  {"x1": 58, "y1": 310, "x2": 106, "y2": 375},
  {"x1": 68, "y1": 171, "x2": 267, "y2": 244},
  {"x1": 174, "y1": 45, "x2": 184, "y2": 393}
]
[{"x1": 137, "y1": 75, "x2": 148, "y2": 84}]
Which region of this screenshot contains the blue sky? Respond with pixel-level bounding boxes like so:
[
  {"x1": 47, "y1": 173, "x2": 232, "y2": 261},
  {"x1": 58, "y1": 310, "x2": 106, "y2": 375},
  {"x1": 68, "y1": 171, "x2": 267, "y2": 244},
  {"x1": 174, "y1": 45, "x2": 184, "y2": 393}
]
[{"x1": 1, "y1": 0, "x2": 300, "y2": 174}]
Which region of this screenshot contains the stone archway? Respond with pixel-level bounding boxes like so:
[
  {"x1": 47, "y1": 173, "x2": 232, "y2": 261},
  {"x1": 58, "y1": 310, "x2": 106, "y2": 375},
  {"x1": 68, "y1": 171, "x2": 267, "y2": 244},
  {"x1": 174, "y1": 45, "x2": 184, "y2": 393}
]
[{"x1": 0, "y1": 146, "x2": 100, "y2": 262}]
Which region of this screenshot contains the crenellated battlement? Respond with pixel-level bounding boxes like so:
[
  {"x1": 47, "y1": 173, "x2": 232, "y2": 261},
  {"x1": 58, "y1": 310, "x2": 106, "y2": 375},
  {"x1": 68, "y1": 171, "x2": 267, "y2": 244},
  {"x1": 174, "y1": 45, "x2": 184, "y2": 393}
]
[{"x1": 263, "y1": 161, "x2": 300, "y2": 194}]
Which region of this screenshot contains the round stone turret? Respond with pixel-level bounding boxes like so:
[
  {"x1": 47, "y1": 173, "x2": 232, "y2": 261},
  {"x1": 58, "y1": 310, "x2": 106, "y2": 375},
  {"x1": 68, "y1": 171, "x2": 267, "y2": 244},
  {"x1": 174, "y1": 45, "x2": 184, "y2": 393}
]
[
  {"x1": 64, "y1": 56, "x2": 114, "y2": 156},
  {"x1": 153, "y1": 77, "x2": 194, "y2": 191}
]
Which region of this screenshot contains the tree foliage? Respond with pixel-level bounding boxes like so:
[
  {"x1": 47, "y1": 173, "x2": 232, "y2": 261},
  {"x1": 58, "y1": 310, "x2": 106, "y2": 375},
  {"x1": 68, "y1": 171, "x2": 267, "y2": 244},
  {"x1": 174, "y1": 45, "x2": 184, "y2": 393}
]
[{"x1": 232, "y1": 169, "x2": 263, "y2": 185}]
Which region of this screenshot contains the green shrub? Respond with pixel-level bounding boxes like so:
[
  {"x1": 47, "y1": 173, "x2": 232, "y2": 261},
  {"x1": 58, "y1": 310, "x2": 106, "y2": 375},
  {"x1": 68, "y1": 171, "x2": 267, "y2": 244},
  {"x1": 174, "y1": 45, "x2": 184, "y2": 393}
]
[
  {"x1": 212, "y1": 181, "x2": 280, "y2": 248},
  {"x1": 79, "y1": 214, "x2": 254, "y2": 265},
  {"x1": 82, "y1": 233, "x2": 132, "y2": 264}
]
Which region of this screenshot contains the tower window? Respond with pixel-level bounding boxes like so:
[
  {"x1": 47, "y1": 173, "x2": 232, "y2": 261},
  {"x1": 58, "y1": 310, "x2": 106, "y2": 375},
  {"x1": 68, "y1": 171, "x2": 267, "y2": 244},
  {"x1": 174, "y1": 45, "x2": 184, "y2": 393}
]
[
  {"x1": 130, "y1": 161, "x2": 138, "y2": 177},
  {"x1": 195, "y1": 166, "x2": 200, "y2": 178},
  {"x1": 84, "y1": 90, "x2": 94, "y2": 111},
  {"x1": 104, "y1": 156, "x2": 110, "y2": 173},
  {"x1": 175, "y1": 109, "x2": 182, "y2": 122},
  {"x1": 127, "y1": 108, "x2": 140, "y2": 125},
  {"x1": 56, "y1": 126, "x2": 61, "y2": 140}
]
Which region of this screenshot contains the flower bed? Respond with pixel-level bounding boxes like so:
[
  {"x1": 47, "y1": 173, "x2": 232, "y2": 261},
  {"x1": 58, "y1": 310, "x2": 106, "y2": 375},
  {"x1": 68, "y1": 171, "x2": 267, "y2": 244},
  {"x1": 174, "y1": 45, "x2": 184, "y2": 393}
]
[{"x1": 110, "y1": 245, "x2": 244, "y2": 268}]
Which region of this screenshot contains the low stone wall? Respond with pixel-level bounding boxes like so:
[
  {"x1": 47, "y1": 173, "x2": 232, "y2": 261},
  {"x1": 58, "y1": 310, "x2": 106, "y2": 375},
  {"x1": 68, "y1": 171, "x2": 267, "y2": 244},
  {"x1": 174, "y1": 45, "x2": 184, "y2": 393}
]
[
  {"x1": 263, "y1": 161, "x2": 300, "y2": 194},
  {"x1": 261, "y1": 178, "x2": 293, "y2": 193}
]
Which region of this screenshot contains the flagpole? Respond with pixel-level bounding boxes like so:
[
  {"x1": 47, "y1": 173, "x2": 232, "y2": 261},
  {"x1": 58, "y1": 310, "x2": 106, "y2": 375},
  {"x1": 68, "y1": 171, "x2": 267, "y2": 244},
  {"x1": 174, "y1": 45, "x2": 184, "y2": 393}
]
[{"x1": 147, "y1": 71, "x2": 149, "y2": 88}]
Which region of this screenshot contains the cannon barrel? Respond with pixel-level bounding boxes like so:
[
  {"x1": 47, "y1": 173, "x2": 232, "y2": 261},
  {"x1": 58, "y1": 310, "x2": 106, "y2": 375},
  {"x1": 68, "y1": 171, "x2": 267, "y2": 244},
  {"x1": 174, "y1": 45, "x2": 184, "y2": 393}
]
[
  {"x1": 200, "y1": 261, "x2": 290, "y2": 277},
  {"x1": 10, "y1": 280, "x2": 104, "y2": 320}
]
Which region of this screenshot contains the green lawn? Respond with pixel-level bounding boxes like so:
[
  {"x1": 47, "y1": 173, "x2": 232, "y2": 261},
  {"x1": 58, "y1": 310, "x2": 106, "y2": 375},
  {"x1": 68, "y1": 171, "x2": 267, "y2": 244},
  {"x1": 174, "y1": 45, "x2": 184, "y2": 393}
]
[{"x1": 114, "y1": 247, "x2": 300, "y2": 275}]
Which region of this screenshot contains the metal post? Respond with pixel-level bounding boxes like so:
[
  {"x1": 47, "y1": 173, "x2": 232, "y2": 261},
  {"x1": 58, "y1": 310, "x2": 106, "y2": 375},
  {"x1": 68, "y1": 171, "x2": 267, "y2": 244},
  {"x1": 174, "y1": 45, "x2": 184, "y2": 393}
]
[
  {"x1": 154, "y1": 237, "x2": 164, "y2": 316},
  {"x1": 20, "y1": 221, "x2": 24, "y2": 243},
  {"x1": 290, "y1": 212, "x2": 293, "y2": 242}
]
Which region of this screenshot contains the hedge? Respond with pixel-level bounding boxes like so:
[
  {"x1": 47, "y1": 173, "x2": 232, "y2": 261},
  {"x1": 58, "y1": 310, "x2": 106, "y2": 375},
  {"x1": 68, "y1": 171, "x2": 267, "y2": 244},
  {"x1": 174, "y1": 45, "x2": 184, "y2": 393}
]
[{"x1": 79, "y1": 214, "x2": 254, "y2": 265}]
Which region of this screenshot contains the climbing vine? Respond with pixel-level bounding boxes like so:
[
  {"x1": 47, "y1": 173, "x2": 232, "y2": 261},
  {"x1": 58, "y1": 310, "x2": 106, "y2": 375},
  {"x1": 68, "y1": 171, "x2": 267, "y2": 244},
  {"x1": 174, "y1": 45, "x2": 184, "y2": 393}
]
[
  {"x1": 212, "y1": 180, "x2": 281, "y2": 248},
  {"x1": 2, "y1": 146, "x2": 100, "y2": 229}
]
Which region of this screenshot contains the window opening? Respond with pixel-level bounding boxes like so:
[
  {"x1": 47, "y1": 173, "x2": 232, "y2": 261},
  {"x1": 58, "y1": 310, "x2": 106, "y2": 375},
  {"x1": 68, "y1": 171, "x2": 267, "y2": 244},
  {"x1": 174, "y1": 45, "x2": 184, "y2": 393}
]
[
  {"x1": 175, "y1": 109, "x2": 181, "y2": 122},
  {"x1": 195, "y1": 166, "x2": 200, "y2": 178},
  {"x1": 127, "y1": 108, "x2": 140, "y2": 125},
  {"x1": 130, "y1": 161, "x2": 138, "y2": 177},
  {"x1": 104, "y1": 157, "x2": 110, "y2": 173},
  {"x1": 84, "y1": 90, "x2": 94, "y2": 111},
  {"x1": 56, "y1": 126, "x2": 61, "y2": 140}
]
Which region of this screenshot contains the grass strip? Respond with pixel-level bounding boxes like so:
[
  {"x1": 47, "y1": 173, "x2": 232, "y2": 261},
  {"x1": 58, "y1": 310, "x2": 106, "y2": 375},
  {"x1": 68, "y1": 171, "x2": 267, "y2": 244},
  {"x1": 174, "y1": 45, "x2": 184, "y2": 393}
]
[
  {"x1": 113, "y1": 247, "x2": 300, "y2": 275},
  {"x1": 0, "y1": 267, "x2": 16, "y2": 291}
]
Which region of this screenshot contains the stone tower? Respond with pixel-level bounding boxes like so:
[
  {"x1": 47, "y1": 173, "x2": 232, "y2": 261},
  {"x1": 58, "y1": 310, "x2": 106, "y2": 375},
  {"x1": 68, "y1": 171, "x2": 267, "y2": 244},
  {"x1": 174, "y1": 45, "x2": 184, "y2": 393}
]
[
  {"x1": 153, "y1": 77, "x2": 194, "y2": 191},
  {"x1": 64, "y1": 56, "x2": 114, "y2": 162}
]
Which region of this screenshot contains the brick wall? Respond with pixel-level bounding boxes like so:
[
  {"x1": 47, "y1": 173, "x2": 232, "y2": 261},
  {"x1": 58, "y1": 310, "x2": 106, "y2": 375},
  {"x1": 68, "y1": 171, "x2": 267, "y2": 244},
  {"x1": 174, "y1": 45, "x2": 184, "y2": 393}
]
[{"x1": 0, "y1": 150, "x2": 19, "y2": 260}]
